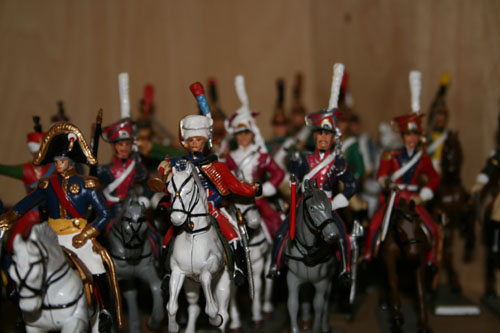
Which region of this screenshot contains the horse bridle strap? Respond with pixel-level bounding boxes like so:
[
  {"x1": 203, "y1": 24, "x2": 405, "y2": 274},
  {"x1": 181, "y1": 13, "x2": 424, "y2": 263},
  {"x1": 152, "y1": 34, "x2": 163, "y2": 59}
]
[{"x1": 42, "y1": 289, "x2": 85, "y2": 310}]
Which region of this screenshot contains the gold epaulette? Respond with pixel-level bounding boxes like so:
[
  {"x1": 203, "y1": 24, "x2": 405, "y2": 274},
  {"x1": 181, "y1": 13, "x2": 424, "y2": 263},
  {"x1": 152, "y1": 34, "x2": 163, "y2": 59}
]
[
  {"x1": 38, "y1": 178, "x2": 49, "y2": 189},
  {"x1": 84, "y1": 176, "x2": 101, "y2": 189},
  {"x1": 381, "y1": 150, "x2": 394, "y2": 161}
]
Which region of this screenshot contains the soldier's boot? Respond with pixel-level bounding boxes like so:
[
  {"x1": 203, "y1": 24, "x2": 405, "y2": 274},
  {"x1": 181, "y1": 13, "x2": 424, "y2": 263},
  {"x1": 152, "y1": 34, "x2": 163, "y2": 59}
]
[
  {"x1": 266, "y1": 219, "x2": 290, "y2": 280},
  {"x1": 335, "y1": 218, "x2": 352, "y2": 289},
  {"x1": 94, "y1": 273, "x2": 115, "y2": 333},
  {"x1": 232, "y1": 242, "x2": 247, "y2": 287}
]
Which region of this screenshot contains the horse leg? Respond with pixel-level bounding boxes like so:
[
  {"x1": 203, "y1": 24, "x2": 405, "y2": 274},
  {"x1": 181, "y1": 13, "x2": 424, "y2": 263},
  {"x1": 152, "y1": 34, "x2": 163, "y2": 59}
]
[
  {"x1": 167, "y1": 270, "x2": 185, "y2": 333},
  {"x1": 214, "y1": 270, "x2": 231, "y2": 332},
  {"x1": 183, "y1": 279, "x2": 201, "y2": 333},
  {"x1": 287, "y1": 271, "x2": 302, "y2": 333},
  {"x1": 321, "y1": 281, "x2": 333, "y2": 333},
  {"x1": 251, "y1": 255, "x2": 264, "y2": 327},
  {"x1": 263, "y1": 251, "x2": 274, "y2": 317},
  {"x1": 312, "y1": 278, "x2": 331, "y2": 333},
  {"x1": 383, "y1": 253, "x2": 403, "y2": 327},
  {"x1": 141, "y1": 268, "x2": 165, "y2": 330},
  {"x1": 200, "y1": 270, "x2": 221, "y2": 327},
  {"x1": 443, "y1": 225, "x2": 461, "y2": 292},
  {"x1": 300, "y1": 284, "x2": 313, "y2": 330},
  {"x1": 229, "y1": 283, "x2": 242, "y2": 331},
  {"x1": 121, "y1": 279, "x2": 141, "y2": 333},
  {"x1": 415, "y1": 260, "x2": 430, "y2": 332}
]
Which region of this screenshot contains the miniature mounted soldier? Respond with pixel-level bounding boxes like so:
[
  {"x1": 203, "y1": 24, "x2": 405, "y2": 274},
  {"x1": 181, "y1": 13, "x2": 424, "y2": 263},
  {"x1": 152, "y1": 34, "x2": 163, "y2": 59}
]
[
  {"x1": 225, "y1": 75, "x2": 285, "y2": 240},
  {"x1": 268, "y1": 64, "x2": 357, "y2": 285},
  {"x1": 0, "y1": 122, "x2": 122, "y2": 331},
  {"x1": 98, "y1": 73, "x2": 150, "y2": 217},
  {"x1": 266, "y1": 78, "x2": 290, "y2": 157},
  {"x1": 363, "y1": 71, "x2": 441, "y2": 273},
  {"x1": 153, "y1": 82, "x2": 262, "y2": 287},
  {"x1": 0, "y1": 117, "x2": 55, "y2": 242},
  {"x1": 426, "y1": 72, "x2": 451, "y2": 174}
]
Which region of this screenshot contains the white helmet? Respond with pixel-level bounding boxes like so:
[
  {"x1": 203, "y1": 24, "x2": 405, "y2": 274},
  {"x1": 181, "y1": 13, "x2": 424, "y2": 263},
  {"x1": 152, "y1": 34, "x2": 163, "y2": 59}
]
[{"x1": 180, "y1": 115, "x2": 213, "y2": 146}]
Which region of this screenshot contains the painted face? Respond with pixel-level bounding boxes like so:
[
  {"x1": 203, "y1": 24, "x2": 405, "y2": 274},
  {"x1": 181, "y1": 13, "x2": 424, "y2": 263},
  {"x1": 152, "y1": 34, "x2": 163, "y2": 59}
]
[
  {"x1": 314, "y1": 130, "x2": 334, "y2": 150},
  {"x1": 403, "y1": 133, "x2": 420, "y2": 151},
  {"x1": 273, "y1": 124, "x2": 288, "y2": 138},
  {"x1": 183, "y1": 136, "x2": 207, "y2": 153},
  {"x1": 114, "y1": 140, "x2": 132, "y2": 159},
  {"x1": 136, "y1": 128, "x2": 153, "y2": 156},
  {"x1": 54, "y1": 157, "x2": 69, "y2": 173},
  {"x1": 433, "y1": 113, "x2": 448, "y2": 129},
  {"x1": 235, "y1": 130, "x2": 254, "y2": 149}
]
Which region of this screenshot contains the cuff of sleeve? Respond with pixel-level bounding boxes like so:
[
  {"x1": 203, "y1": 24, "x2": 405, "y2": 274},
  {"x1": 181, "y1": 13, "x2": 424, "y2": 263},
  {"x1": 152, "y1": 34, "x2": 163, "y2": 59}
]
[
  {"x1": 331, "y1": 193, "x2": 349, "y2": 210},
  {"x1": 262, "y1": 181, "x2": 277, "y2": 197},
  {"x1": 476, "y1": 173, "x2": 489, "y2": 184},
  {"x1": 419, "y1": 187, "x2": 433, "y2": 202}
]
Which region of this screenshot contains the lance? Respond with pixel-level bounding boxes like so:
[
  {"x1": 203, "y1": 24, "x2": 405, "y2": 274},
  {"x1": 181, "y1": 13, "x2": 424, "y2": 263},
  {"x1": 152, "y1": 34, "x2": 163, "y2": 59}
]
[
  {"x1": 89, "y1": 109, "x2": 103, "y2": 177},
  {"x1": 290, "y1": 174, "x2": 297, "y2": 240}
]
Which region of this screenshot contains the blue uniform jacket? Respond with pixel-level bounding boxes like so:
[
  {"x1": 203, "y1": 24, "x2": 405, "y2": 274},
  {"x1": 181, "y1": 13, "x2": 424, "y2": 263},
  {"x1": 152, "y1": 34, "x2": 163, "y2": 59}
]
[{"x1": 12, "y1": 167, "x2": 111, "y2": 232}]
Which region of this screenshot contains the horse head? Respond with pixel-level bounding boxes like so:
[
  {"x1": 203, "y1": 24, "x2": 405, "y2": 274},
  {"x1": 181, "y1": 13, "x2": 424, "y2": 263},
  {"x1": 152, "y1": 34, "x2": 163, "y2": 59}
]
[
  {"x1": 302, "y1": 179, "x2": 339, "y2": 244},
  {"x1": 9, "y1": 223, "x2": 61, "y2": 313},
  {"x1": 441, "y1": 131, "x2": 463, "y2": 178},
  {"x1": 391, "y1": 200, "x2": 427, "y2": 266},
  {"x1": 116, "y1": 192, "x2": 148, "y2": 248},
  {"x1": 168, "y1": 159, "x2": 208, "y2": 227}
]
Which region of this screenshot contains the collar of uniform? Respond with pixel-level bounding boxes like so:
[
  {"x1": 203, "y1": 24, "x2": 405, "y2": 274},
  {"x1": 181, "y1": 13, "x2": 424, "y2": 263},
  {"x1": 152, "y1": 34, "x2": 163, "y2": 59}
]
[
  {"x1": 59, "y1": 166, "x2": 77, "y2": 179},
  {"x1": 187, "y1": 152, "x2": 204, "y2": 161},
  {"x1": 314, "y1": 149, "x2": 331, "y2": 161},
  {"x1": 112, "y1": 155, "x2": 132, "y2": 166}
]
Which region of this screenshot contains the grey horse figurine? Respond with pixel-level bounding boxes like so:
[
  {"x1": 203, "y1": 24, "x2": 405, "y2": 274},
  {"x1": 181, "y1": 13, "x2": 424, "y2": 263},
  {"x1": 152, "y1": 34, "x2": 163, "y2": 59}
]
[
  {"x1": 106, "y1": 193, "x2": 164, "y2": 332},
  {"x1": 284, "y1": 179, "x2": 339, "y2": 333}
]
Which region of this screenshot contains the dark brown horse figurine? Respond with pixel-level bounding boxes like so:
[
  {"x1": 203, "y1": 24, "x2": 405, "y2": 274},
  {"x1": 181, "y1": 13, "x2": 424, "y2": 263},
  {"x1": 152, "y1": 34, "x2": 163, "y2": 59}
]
[
  {"x1": 380, "y1": 199, "x2": 432, "y2": 333},
  {"x1": 431, "y1": 131, "x2": 475, "y2": 292}
]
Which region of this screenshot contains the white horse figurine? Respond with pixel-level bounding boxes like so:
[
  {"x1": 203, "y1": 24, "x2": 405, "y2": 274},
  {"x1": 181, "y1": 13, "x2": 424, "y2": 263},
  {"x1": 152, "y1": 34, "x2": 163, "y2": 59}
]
[
  {"x1": 229, "y1": 201, "x2": 274, "y2": 330},
  {"x1": 9, "y1": 222, "x2": 98, "y2": 333},
  {"x1": 166, "y1": 159, "x2": 231, "y2": 333}
]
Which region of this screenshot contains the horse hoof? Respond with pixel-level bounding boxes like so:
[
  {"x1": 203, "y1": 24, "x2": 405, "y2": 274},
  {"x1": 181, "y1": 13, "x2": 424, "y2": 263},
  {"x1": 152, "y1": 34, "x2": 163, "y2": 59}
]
[
  {"x1": 229, "y1": 327, "x2": 243, "y2": 333},
  {"x1": 299, "y1": 319, "x2": 312, "y2": 330},
  {"x1": 263, "y1": 311, "x2": 273, "y2": 320},
  {"x1": 146, "y1": 317, "x2": 161, "y2": 330},
  {"x1": 391, "y1": 315, "x2": 404, "y2": 327},
  {"x1": 209, "y1": 314, "x2": 223, "y2": 328},
  {"x1": 252, "y1": 320, "x2": 263, "y2": 329}
]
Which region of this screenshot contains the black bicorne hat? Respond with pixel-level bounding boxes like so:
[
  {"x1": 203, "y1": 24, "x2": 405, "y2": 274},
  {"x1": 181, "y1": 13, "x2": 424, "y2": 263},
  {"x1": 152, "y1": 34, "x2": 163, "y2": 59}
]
[{"x1": 33, "y1": 122, "x2": 97, "y2": 166}]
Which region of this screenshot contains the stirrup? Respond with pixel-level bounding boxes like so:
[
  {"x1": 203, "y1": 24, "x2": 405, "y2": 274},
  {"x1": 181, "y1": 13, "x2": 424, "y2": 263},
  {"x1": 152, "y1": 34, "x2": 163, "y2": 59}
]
[{"x1": 266, "y1": 265, "x2": 280, "y2": 280}]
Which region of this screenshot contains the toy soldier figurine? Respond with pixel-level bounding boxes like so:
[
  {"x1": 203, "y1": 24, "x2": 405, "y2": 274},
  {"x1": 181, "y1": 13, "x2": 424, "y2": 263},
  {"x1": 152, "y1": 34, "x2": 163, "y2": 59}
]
[
  {"x1": 363, "y1": 71, "x2": 441, "y2": 272},
  {"x1": 426, "y1": 72, "x2": 451, "y2": 174},
  {"x1": 471, "y1": 106, "x2": 500, "y2": 298},
  {"x1": 268, "y1": 64, "x2": 356, "y2": 284},
  {"x1": 266, "y1": 78, "x2": 289, "y2": 157},
  {"x1": 153, "y1": 82, "x2": 261, "y2": 286},
  {"x1": 0, "y1": 117, "x2": 55, "y2": 243},
  {"x1": 225, "y1": 75, "x2": 285, "y2": 240},
  {"x1": 0, "y1": 122, "x2": 122, "y2": 332},
  {"x1": 98, "y1": 73, "x2": 150, "y2": 217}
]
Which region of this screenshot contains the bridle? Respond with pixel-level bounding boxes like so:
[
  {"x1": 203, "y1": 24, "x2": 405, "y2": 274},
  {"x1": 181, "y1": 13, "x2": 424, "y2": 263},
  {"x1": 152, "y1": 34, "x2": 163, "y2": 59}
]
[
  {"x1": 12, "y1": 239, "x2": 83, "y2": 310},
  {"x1": 170, "y1": 169, "x2": 210, "y2": 234},
  {"x1": 110, "y1": 213, "x2": 152, "y2": 261},
  {"x1": 391, "y1": 210, "x2": 424, "y2": 249}
]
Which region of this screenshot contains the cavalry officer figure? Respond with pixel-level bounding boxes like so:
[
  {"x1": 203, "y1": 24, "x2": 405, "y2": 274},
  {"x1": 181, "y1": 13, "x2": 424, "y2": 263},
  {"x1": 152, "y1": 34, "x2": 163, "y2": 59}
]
[
  {"x1": 268, "y1": 110, "x2": 357, "y2": 285},
  {"x1": 225, "y1": 110, "x2": 285, "y2": 241},
  {"x1": 363, "y1": 113, "x2": 441, "y2": 270},
  {"x1": 156, "y1": 114, "x2": 261, "y2": 286},
  {"x1": 0, "y1": 122, "x2": 121, "y2": 332}
]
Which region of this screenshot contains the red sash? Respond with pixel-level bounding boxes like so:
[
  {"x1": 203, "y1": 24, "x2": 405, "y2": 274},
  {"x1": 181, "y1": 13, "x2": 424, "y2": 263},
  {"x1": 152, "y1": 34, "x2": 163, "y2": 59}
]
[{"x1": 50, "y1": 175, "x2": 83, "y2": 219}]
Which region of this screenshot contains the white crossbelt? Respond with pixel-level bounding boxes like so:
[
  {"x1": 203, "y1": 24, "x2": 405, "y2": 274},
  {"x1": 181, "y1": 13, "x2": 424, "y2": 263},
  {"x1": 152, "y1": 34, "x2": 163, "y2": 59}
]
[
  {"x1": 390, "y1": 151, "x2": 422, "y2": 183},
  {"x1": 302, "y1": 151, "x2": 336, "y2": 190},
  {"x1": 427, "y1": 131, "x2": 448, "y2": 154},
  {"x1": 103, "y1": 160, "x2": 136, "y2": 202}
]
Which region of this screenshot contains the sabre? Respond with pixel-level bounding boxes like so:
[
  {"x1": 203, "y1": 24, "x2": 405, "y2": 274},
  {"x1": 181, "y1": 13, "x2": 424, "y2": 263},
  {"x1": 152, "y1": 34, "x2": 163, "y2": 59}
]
[
  {"x1": 236, "y1": 209, "x2": 254, "y2": 300},
  {"x1": 349, "y1": 220, "x2": 364, "y2": 304},
  {"x1": 380, "y1": 186, "x2": 398, "y2": 242}
]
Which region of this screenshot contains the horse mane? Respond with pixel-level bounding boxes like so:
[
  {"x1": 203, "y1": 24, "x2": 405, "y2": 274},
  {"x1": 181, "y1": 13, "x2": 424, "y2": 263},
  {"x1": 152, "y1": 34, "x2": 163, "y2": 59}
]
[
  {"x1": 30, "y1": 223, "x2": 65, "y2": 263},
  {"x1": 173, "y1": 159, "x2": 208, "y2": 206}
]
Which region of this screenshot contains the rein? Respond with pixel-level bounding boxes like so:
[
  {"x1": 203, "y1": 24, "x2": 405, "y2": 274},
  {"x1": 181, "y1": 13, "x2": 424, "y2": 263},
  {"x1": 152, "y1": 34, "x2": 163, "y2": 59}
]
[
  {"x1": 13, "y1": 239, "x2": 82, "y2": 310},
  {"x1": 170, "y1": 171, "x2": 210, "y2": 234}
]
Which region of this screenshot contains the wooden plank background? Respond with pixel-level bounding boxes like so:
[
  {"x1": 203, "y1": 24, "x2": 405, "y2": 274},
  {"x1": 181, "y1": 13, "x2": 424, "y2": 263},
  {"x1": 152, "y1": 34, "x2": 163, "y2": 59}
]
[{"x1": 0, "y1": 0, "x2": 499, "y2": 204}]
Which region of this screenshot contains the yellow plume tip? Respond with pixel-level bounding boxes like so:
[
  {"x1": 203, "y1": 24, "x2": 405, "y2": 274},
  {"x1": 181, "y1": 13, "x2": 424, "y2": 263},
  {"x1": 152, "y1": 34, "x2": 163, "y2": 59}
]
[{"x1": 440, "y1": 72, "x2": 451, "y2": 86}]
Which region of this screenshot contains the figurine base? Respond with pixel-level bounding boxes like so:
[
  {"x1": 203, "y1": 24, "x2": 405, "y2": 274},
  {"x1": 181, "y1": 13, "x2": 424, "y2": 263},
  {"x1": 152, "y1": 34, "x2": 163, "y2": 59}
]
[
  {"x1": 482, "y1": 295, "x2": 500, "y2": 318},
  {"x1": 433, "y1": 285, "x2": 480, "y2": 316},
  {"x1": 375, "y1": 303, "x2": 419, "y2": 333}
]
